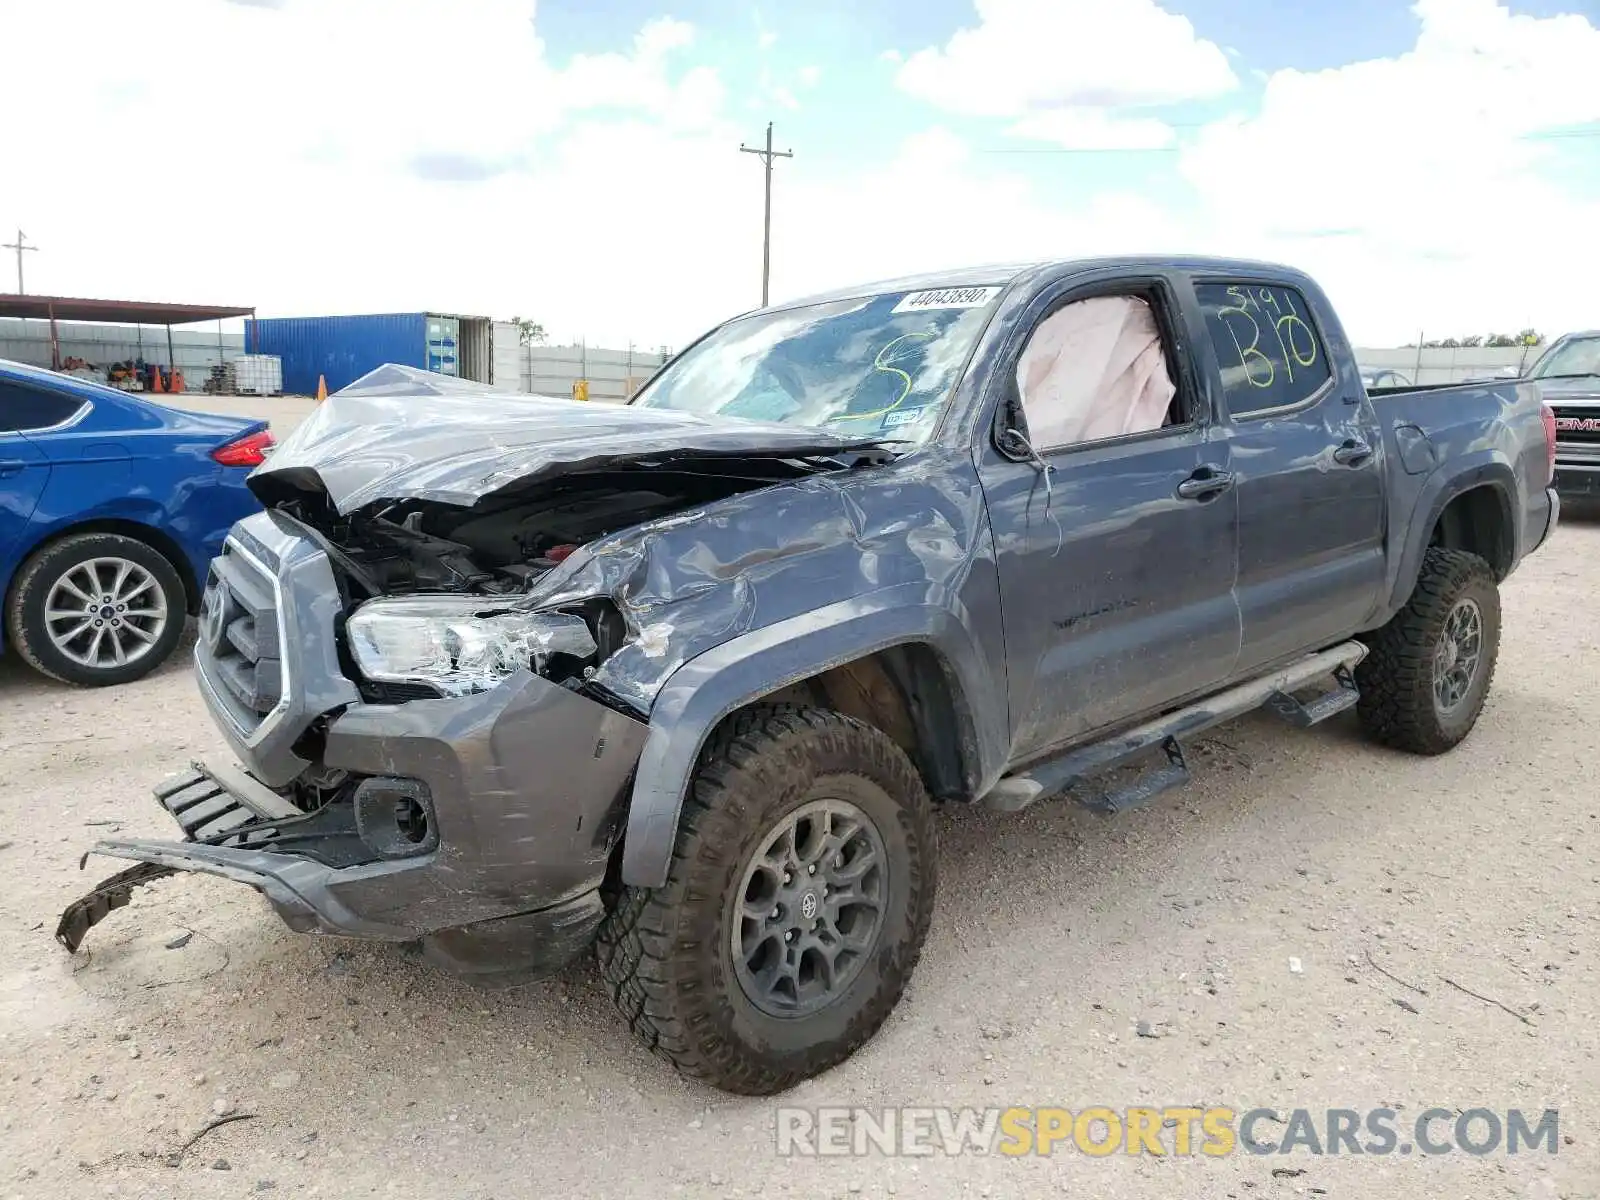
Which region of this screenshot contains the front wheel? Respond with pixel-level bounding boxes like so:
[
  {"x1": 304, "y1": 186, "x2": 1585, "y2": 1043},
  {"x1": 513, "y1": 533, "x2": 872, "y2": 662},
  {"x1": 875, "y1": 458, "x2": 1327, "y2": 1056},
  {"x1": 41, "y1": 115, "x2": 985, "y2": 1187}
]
[
  {"x1": 1356, "y1": 547, "x2": 1501, "y2": 754},
  {"x1": 5, "y1": 532, "x2": 188, "y2": 687},
  {"x1": 597, "y1": 704, "x2": 937, "y2": 1095}
]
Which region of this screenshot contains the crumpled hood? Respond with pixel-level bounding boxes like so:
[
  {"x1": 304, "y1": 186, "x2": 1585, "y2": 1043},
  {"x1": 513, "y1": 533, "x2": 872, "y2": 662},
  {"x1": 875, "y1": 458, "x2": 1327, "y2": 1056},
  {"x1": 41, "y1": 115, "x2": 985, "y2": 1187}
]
[{"x1": 250, "y1": 364, "x2": 893, "y2": 514}]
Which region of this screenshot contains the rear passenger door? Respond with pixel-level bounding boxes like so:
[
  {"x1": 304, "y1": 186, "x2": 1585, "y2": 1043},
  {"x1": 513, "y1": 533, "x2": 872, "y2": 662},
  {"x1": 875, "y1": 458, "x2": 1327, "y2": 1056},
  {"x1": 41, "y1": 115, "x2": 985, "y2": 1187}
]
[
  {"x1": 1184, "y1": 275, "x2": 1385, "y2": 675},
  {"x1": 0, "y1": 381, "x2": 72, "y2": 567},
  {"x1": 980, "y1": 275, "x2": 1241, "y2": 762}
]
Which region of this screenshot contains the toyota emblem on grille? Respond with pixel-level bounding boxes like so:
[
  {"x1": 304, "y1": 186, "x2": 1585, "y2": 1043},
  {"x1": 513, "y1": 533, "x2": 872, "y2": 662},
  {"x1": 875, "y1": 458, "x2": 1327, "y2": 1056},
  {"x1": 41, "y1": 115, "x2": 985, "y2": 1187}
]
[{"x1": 200, "y1": 585, "x2": 229, "y2": 652}]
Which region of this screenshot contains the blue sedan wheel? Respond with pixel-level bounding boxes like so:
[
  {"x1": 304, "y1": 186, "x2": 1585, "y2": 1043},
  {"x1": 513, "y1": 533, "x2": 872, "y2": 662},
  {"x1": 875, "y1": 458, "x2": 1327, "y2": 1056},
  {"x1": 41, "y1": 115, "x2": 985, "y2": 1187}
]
[
  {"x1": 43, "y1": 556, "x2": 169, "y2": 670},
  {"x1": 6, "y1": 532, "x2": 187, "y2": 686}
]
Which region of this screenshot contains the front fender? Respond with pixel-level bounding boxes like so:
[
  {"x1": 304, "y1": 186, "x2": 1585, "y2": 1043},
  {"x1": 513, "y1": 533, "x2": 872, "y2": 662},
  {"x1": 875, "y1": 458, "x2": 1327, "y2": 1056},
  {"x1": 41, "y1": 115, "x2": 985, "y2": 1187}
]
[{"x1": 618, "y1": 583, "x2": 1007, "y2": 888}]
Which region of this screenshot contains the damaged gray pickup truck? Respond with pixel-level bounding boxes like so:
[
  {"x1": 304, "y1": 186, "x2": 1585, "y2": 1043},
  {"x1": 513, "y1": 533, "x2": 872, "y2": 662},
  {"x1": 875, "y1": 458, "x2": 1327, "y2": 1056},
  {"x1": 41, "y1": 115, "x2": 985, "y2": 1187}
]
[{"x1": 60, "y1": 257, "x2": 1559, "y2": 1095}]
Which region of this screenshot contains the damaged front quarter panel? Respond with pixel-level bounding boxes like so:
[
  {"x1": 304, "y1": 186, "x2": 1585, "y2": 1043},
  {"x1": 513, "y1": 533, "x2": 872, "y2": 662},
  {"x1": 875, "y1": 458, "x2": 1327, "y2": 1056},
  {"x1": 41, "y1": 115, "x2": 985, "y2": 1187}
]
[{"x1": 517, "y1": 457, "x2": 1013, "y2": 887}]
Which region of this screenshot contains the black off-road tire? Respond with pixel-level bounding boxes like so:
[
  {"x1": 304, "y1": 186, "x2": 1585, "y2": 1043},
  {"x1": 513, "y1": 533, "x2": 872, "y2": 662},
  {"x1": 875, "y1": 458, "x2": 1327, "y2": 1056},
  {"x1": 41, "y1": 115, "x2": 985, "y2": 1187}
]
[
  {"x1": 5, "y1": 532, "x2": 187, "y2": 687},
  {"x1": 596, "y1": 704, "x2": 937, "y2": 1095},
  {"x1": 1356, "y1": 547, "x2": 1500, "y2": 755}
]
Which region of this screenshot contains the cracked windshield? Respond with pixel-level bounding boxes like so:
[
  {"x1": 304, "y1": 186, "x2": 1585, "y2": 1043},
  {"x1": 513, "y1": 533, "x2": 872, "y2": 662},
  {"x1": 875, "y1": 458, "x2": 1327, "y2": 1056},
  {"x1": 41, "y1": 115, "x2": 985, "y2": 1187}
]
[{"x1": 632, "y1": 286, "x2": 1002, "y2": 441}]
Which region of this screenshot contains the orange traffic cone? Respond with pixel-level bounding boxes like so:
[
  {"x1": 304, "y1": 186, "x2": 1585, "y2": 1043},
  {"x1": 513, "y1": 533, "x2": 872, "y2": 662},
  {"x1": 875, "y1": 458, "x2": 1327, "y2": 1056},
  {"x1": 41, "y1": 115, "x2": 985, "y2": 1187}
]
[
  {"x1": 150, "y1": 367, "x2": 166, "y2": 394},
  {"x1": 315, "y1": 375, "x2": 328, "y2": 403}
]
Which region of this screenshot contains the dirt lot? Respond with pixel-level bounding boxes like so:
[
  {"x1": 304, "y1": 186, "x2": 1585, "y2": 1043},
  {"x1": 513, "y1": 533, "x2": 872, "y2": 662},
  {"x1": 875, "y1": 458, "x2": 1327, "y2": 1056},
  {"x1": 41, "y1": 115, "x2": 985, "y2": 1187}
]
[{"x1": 0, "y1": 395, "x2": 1594, "y2": 1198}]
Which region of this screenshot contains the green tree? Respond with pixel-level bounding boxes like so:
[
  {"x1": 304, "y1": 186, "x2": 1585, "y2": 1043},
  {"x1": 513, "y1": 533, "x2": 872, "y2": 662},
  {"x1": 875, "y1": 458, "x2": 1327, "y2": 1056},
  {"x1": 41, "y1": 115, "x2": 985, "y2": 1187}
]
[{"x1": 510, "y1": 317, "x2": 547, "y2": 347}]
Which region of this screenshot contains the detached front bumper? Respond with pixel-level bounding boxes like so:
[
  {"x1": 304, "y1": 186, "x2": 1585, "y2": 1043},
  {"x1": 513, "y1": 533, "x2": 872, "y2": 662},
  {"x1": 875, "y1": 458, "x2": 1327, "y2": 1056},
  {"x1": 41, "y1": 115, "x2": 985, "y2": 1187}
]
[{"x1": 59, "y1": 670, "x2": 649, "y2": 979}]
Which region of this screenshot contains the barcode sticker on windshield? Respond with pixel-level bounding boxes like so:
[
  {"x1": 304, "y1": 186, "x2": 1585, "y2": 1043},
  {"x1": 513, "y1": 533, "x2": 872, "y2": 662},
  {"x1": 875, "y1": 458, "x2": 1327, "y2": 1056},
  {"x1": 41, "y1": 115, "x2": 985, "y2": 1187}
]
[
  {"x1": 891, "y1": 287, "x2": 1001, "y2": 314},
  {"x1": 882, "y1": 406, "x2": 927, "y2": 428}
]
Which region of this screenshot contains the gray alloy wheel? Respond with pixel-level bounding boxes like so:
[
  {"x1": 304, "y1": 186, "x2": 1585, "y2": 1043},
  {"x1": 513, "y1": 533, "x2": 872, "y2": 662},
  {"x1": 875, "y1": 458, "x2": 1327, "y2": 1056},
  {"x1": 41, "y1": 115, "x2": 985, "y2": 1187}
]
[
  {"x1": 1431, "y1": 597, "x2": 1484, "y2": 717},
  {"x1": 42, "y1": 556, "x2": 169, "y2": 670},
  {"x1": 731, "y1": 797, "x2": 890, "y2": 1018}
]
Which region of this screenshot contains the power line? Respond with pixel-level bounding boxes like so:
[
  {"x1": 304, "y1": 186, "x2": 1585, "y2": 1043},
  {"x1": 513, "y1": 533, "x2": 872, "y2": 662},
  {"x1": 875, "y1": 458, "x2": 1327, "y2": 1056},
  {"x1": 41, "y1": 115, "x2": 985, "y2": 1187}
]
[
  {"x1": 739, "y1": 122, "x2": 793, "y2": 308},
  {"x1": 2, "y1": 228, "x2": 39, "y2": 293}
]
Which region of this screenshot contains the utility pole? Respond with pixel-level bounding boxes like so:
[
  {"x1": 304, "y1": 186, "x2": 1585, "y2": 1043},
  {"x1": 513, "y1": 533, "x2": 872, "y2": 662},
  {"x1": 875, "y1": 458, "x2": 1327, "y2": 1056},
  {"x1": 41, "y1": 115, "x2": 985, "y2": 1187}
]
[
  {"x1": 3, "y1": 230, "x2": 40, "y2": 296},
  {"x1": 739, "y1": 122, "x2": 793, "y2": 307}
]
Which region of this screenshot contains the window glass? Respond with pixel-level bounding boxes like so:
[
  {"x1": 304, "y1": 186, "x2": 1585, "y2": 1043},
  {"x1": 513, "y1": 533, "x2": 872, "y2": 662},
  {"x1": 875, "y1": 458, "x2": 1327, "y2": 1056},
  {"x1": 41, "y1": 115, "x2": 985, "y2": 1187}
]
[
  {"x1": 1530, "y1": 335, "x2": 1600, "y2": 380},
  {"x1": 633, "y1": 287, "x2": 1003, "y2": 444},
  {"x1": 1015, "y1": 295, "x2": 1177, "y2": 450},
  {"x1": 0, "y1": 382, "x2": 86, "y2": 432},
  {"x1": 1196, "y1": 283, "x2": 1332, "y2": 415}
]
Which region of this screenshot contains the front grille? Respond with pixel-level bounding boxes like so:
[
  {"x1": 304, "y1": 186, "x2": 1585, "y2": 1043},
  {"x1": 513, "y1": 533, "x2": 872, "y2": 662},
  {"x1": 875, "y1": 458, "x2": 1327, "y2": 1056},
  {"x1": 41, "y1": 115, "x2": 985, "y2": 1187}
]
[
  {"x1": 1552, "y1": 406, "x2": 1600, "y2": 446},
  {"x1": 198, "y1": 540, "x2": 285, "y2": 734}
]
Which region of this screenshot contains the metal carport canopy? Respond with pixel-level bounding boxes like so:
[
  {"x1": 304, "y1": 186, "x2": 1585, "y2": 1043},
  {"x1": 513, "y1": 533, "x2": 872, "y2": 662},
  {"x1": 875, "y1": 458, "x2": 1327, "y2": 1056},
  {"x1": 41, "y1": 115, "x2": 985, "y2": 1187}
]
[
  {"x1": 0, "y1": 294, "x2": 254, "y2": 323},
  {"x1": 0, "y1": 294, "x2": 256, "y2": 371}
]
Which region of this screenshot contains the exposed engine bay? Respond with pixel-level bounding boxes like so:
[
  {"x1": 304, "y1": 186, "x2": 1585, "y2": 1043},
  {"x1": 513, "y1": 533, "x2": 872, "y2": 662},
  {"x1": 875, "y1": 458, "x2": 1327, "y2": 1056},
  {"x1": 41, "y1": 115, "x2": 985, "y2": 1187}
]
[
  {"x1": 272, "y1": 459, "x2": 840, "y2": 601},
  {"x1": 229, "y1": 370, "x2": 898, "y2": 722}
]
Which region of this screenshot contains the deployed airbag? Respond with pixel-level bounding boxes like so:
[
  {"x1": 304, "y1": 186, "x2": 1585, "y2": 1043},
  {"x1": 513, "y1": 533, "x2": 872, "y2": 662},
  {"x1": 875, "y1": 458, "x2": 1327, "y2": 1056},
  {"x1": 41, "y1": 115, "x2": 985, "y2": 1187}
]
[{"x1": 1016, "y1": 296, "x2": 1176, "y2": 448}]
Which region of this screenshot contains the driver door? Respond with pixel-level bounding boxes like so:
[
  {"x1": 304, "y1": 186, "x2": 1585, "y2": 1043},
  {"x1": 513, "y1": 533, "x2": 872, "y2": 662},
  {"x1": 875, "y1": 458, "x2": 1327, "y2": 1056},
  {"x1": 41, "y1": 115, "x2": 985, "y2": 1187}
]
[{"x1": 977, "y1": 276, "x2": 1241, "y2": 763}]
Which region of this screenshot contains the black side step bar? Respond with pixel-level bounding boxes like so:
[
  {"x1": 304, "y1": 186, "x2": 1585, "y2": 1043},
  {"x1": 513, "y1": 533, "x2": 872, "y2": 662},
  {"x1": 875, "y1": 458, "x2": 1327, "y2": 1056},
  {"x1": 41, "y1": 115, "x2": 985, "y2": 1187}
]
[
  {"x1": 982, "y1": 641, "x2": 1368, "y2": 815},
  {"x1": 1265, "y1": 664, "x2": 1359, "y2": 728}
]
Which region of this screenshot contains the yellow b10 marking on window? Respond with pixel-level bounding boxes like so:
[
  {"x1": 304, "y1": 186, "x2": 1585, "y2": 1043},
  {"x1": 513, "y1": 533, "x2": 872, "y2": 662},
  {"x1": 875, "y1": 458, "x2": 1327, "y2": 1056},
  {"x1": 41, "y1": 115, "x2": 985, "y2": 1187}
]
[{"x1": 1217, "y1": 286, "x2": 1319, "y2": 390}]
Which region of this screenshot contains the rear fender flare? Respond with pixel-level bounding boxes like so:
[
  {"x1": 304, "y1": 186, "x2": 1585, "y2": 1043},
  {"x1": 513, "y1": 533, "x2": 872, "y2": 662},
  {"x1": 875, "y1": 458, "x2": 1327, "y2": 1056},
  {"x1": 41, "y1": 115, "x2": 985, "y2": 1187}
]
[
  {"x1": 1383, "y1": 452, "x2": 1517, "y2": 615},
  {"x1": 618, "y1": 586, "x2": 1004, "y2": 888}
]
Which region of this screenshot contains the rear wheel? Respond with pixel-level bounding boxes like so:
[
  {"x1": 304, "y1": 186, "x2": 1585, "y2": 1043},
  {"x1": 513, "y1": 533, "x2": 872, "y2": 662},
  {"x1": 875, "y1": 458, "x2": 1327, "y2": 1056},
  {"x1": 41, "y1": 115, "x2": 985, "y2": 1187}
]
[
  {"x1": 596, "y1": 704, "x2": 937, "y2": 1095},
  {"x1": 5, "y1": 532, "x2": 187, "y2": 686},
  {"x1": 1356, "y1": 547, "x2": 1500, "y2": 754}
]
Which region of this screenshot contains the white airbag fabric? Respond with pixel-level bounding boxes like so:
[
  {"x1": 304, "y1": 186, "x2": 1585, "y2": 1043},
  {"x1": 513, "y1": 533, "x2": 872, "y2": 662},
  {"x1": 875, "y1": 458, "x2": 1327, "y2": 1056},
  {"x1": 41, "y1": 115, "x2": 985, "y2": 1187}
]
[{"x1": 1016, "y1": 296, "x2": 1176, "y2": 448}]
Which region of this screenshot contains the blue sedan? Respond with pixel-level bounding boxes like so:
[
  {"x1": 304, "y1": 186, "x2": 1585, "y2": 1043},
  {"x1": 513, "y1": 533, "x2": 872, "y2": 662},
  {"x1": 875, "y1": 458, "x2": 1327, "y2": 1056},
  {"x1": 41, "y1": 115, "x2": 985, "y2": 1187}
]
[{"x1": 1, "y1": 358, "x2": 271, "y2": 686}]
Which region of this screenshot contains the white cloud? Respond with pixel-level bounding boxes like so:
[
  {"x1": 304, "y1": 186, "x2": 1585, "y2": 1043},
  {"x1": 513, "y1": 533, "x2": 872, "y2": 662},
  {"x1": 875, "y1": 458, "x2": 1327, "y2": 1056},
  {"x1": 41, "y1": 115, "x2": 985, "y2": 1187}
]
[
  {"x1": 0, "y1": 0, "x2": 753, "y2": 345},
  {"x1": 3, "y1": 0, "x2": 1596, "y2": 354},
  {"x1": 798, "y1": 65, "x2": 822, "y2": 87},
  {"x1": 1006, "y1": 110, "x2": 1175, "y2": 150},
  {"x1": 1178, "y1": 0, "x2": 1600, "y2": 342},
  {"x1": 776, "y1": 129, "x2": 1187, "y2": 299},
  {"x1": 897, "y1": 0, "x2": 1236, "y2": 117}
]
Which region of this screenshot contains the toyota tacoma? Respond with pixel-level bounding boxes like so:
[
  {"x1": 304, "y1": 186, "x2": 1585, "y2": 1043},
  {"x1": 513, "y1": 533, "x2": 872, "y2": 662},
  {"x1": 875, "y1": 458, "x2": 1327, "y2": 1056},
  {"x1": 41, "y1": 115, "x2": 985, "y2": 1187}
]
[{"x1": 59, "y1": 257, "x2": 1560, "y2": 1094}]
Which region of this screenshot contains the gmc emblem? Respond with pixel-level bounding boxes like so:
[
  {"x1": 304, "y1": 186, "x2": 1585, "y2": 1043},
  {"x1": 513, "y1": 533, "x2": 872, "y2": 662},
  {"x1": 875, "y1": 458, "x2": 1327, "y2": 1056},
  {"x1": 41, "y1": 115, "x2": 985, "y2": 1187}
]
[{"x1": 1555, "y1": 416, "x2": 1600, "y2": 432}]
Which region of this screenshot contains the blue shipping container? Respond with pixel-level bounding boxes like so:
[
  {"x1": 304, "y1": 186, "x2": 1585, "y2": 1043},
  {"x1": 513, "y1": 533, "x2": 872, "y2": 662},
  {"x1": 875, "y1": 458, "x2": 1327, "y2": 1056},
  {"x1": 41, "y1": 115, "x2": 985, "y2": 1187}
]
[{"x1": 245, "y1": 313, "x2": 428, "y2": 395}]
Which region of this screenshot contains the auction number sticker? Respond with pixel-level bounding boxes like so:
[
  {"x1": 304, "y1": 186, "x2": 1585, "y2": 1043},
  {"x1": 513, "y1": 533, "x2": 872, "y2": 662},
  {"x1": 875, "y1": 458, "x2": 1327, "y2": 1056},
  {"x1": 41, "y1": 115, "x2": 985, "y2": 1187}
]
[
  {"x1": 882, "y1": 406, "x2": 927, "y2": 427},
  {"x1": 891, "y1": 286, "x2": 1002, "y2": 313}
]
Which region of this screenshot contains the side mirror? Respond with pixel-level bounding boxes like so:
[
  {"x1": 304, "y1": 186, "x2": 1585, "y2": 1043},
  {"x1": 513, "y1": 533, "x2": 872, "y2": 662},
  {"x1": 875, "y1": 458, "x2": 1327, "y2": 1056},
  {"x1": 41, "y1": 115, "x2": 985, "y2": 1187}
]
[
  {"x1": 996, "y1": 426, "x2": 1034, "y2": 462},
  {"x1": 994, "y1": 390, "x2": 1036, "y2": 462}
]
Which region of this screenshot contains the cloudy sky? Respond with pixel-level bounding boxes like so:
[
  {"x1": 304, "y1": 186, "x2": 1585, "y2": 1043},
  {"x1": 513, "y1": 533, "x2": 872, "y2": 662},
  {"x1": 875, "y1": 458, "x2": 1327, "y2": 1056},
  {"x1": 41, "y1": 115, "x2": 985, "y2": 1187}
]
[{"x1": 3, "y1": 0, "x2": 1598, "y2": 348}]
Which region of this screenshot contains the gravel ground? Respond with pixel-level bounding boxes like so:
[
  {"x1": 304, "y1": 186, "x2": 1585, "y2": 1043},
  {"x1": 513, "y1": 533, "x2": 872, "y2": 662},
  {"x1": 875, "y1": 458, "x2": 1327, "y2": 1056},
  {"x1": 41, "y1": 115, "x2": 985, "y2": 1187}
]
[{"x1": 0, "y1": 395, "x2": 1594, "y2": 1198}]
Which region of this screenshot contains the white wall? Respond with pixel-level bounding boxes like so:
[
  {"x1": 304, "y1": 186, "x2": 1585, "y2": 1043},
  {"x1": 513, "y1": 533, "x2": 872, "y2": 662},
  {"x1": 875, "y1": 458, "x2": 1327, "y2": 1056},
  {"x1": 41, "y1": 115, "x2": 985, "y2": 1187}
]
[
  {"x1": 493, "y1": 341, "x2": 673, "y2": 402},
  {"x1": 1353, "y1": 345, "x2": 1540, "y2": 386},
  {"x1": 0, "y1": 317, "x2": 244, "y2": 386}
]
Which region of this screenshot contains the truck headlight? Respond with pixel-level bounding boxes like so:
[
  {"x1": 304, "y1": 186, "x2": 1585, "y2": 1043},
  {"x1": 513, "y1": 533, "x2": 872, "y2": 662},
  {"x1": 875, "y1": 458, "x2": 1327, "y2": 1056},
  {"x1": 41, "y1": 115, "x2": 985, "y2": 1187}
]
[{"x1": 345, "y1": 596, "x2": 597, "y2": 696}]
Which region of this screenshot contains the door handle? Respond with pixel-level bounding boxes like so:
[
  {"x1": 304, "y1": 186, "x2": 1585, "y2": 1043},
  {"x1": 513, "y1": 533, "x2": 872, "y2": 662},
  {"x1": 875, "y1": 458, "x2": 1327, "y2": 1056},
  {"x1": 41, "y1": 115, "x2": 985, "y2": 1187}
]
[
  {"x1": 1176, "y1": 465, "x2": 1235, "y2": 500},
  {"x1": 0, "y1": 459, "x2": 28, "y2": 479},
  {"x1": 1332, "y1": 439, "x2": 1373, "y2": 466}
]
